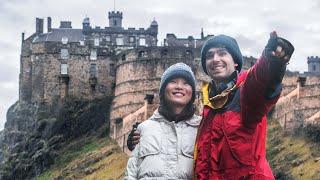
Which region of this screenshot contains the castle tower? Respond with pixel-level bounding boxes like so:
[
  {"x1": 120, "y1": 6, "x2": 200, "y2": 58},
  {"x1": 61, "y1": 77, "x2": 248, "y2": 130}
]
[
  {"x1": 82, "y1": 16, "x2": 91, "y2": 30},
  {"x1": 108, "y1": 11, "x2": 123, "y2": 28},
  {"x1": 307, "y1": 56, "x2": 320, "y2": 74},
  {"x1": 150, "y1": 19, "x2": 158, "y2": 35}
]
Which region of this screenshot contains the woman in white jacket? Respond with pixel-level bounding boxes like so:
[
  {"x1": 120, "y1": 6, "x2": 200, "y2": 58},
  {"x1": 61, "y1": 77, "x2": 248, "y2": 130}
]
[{"x1": 125, "y1": 63, "x2": 201, "y2": 179}]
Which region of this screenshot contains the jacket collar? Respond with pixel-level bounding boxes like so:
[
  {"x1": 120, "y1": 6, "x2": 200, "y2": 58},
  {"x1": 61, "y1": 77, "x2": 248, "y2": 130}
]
[
  {"x1": 202, "y1": 70, "x2": 249, "y2": 109},
  {"x1": 152, "y1": 109, "x2": 200, "y2": 127}
]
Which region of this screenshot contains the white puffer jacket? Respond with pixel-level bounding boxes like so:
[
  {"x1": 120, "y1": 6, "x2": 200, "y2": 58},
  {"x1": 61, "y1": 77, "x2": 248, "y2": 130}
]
[{"x1": 125, "y1": 109, "x2": 201, "y2": 180}]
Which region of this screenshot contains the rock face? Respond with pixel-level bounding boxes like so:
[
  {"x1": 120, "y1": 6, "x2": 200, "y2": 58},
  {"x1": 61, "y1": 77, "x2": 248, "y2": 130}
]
[{"x1": 0, "y1": 97, "x2": 112, "y2": 180}]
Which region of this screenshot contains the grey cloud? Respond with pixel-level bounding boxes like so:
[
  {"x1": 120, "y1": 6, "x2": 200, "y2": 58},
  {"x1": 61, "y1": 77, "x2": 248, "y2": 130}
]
[
  {"x1": 0, "y1": 42, "x2": 20, "y2": 53},
  {"x1": 0, "y1": 83, "x2": 18, "y2": 130},
  {"x1": 0, "y1": 64, "x2": 19, "y2": 83}
]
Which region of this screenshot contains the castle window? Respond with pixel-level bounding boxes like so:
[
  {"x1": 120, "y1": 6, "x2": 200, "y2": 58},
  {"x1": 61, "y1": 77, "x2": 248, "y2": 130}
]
[
  {"x1": 161, "y1": 49, "x2": 168, "y2": 57},
  {"x1": 105, "y1": 36, "x2": 110, "y2": 42},
  {"x1": 100, "y1": 38, "x2": 106, "y2": 46},
  {"x1": 122, "y1": 54, "x2": 126, "y2": 61},
  {"x1": 313, "y1": 65, "x2": 316, "y2": 71},
  {"x1": 61, "y1": 64, "x2": 68, "y2": 74},
  {"x1": 185, "y1": 50, "x2": 193, "y2": 56},
  {"x1": 139, "y1": 38, "x2": 146, "y2": 46},
  {"x1": 79, "y1": 40, "x2": 85, "y2": 46},
  {"x1": 110, "y1": 63, "x2": 115, "y2": 76},
  {"x1": 112, "y1": 82, "x2": 116, "y2": 90},
  {"x1": 114, "y1": 20, "x2": 117, "y2": 26},
  {"x1": 90, "y1": 49, "x2": 97, "y2": 60},
  {"x1": 90, "y1": 64, "x2": 97, "y2": 77},
  {"x1": 61, "y1": 37, "x2": 68, "y2": 44},
  {"x1": 116, "y1": 37, "x2": 124, "y2": 45},
  {"x1": 60, "y1": 49, "x2": 69, "y2": 59},
  {"x1": 115, "y1": 118, "x2": 123, "y2": 124},
  {"x1": 129, "y1": 36, "x2": 135, "y2": 43},
  {"x1": 94, "y1": 38, "x2": 99, "y2": 46},
  {"x1": 138, "y1": 51, "x2": 145, "y2": 58}
]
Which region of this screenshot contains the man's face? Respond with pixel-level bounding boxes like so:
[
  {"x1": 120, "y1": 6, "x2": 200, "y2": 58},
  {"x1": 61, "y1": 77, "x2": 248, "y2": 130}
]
[{"x1": 205, "y1": 47, "x2": 238, "y2": 82}]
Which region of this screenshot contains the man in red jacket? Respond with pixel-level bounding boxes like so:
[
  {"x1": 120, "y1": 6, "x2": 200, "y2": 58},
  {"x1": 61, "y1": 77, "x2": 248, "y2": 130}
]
[{"x1": 194, "y1": 32, "x2": 294, "y2": 179}]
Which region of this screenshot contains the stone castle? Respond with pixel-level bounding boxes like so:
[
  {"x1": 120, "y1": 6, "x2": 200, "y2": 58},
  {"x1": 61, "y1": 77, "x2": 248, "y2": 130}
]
[{"x1": 18, "y1": 10, "x2": 320, "y2": 150}]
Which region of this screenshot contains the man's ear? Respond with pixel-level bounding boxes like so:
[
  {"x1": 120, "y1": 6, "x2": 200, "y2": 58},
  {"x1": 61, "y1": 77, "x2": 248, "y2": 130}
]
[{"x1": 234, "y1": 63, "x2": 238, "y2": 68}]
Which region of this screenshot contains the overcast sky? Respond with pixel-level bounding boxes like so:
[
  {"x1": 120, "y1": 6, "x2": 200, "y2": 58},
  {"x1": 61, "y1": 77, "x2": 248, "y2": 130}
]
[{"x1": 0, "y1": 0, "x2": 319, "y2": 130}]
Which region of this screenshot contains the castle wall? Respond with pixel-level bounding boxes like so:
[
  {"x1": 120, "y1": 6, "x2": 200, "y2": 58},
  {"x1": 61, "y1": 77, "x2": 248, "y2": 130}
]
[
  {"x1": 272, "y1": 75, "x2": 320, "y2": 132},
  {"x1": 110, "y1": 47, "x2": 205, "y2": 139},
  {"x1": 19, "y1": 57, "x2": 32, "y2": 102},
  {"x1": 20, "y1": 41, "x2": 115, "y2": 104}
]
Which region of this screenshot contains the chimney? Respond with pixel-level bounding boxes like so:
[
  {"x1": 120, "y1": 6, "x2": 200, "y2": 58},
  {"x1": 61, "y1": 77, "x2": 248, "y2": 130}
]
[
  {"x1": 21, "y1": 32, "x2": 25, "y2": 42},
  {"x1": 201, "y1": 28, "x2": 204, "y2": 39},
  {"x1": 47, "y1": 17, "x2": 52, "y2": 32},
  {"x1": 59, "y1": 21, "x2": 72, "y2": 28},
  {"x1": 21, "y1": 32, "x2": 25, "y2": 51},
  {"x1": 36, "y1": 18, "x2": 44, "y2": 34}
]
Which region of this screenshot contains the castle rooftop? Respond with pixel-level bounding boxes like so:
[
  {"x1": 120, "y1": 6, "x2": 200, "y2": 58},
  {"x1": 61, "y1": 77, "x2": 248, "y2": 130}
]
[{"x1": 33, "y1": 28, "x2": 85, "y2": 43}]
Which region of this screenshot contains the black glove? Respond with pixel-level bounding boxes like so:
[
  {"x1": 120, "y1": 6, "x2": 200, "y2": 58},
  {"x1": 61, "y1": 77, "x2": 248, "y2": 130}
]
[
  {"x1": 264, "y1": 31, "x2": 295, "y2": 99},
  {"x1": 127, "y1": 122, "x2": 140, "y2": 151},
  {"x1": 265, "y1": 31, "x2": 294, "y2": 63}
]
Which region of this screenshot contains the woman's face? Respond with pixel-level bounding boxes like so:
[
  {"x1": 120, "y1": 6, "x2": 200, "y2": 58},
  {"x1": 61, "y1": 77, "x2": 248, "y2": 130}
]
[{"x1": 164, "y1": 77, "x2": 193, "y2": 108}]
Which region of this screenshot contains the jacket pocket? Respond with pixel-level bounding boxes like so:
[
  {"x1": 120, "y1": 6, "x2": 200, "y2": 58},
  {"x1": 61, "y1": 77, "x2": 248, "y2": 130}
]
[
  {"x1": 138, "y1": 135, "x2": 161, "y2": 158},
  {"x1": 137, "y1": 136, "x2": 162, "y2": 178},
  {"x1": 181, "y1": 126, "x2": 197, "y2": 158},
  {"x1": 223, "y1": 114, "x2": 254, "y2": 165}
]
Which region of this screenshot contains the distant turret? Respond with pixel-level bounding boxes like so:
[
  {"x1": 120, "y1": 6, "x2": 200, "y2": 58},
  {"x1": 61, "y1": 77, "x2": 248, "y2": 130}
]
[
  {"x1": 150, "y1": 19, "x2": 158, "y2": 35},
  {"x1": 82, "y1": 16, "x2": 91, "y2": 31},
  {"x1": 108, "y1": 11, "x2": 122, "y2": 28},
  {"x1": 307, "y1": 56, "x2": 320, "y2": 74}
]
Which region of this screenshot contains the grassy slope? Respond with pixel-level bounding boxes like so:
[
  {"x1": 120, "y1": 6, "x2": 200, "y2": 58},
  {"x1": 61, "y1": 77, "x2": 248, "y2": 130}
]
[
  {"x1": 37, "y1": 136, "x2": 128, "y2": 180},
  {"x1": 267, "y1": 119, "x2": 320, "y2": 180},
  {"x1": 37, "y1": 119, "x2": 320, "y2": 180}
]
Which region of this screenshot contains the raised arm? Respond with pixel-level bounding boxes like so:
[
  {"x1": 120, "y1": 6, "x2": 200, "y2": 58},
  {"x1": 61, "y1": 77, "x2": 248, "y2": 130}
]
[{"x1": 241, "y1": 31, "x2": 294, "y2": 127}]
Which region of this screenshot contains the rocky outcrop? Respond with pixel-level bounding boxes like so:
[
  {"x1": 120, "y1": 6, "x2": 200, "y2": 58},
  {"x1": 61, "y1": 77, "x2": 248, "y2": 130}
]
[{"x1": 0, "y1": 97, "x2": 112, "y2": 180}]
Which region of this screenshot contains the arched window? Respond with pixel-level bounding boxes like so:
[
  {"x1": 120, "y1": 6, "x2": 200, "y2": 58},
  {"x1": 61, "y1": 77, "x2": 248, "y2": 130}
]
[
  {"x1": 161, "y1": 49, "x2": 168, "y2": 57},
  {"x1": 90, "y1": 64, "x2": 97, "y2": 77},
  {"x1": 185, "y1": 50, "x2": 193, "y2": 58},
  {"x1": 138, "y1": 51, "x2": 145, "y2": 58}
]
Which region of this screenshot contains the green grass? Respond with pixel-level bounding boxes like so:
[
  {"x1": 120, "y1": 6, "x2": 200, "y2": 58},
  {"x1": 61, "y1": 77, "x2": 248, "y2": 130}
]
[
  {"x1": 36, "y1": 171, "x2": 52, "y2": 180},
  {"x1": 36, "y1": 136, "x2": 110, "y2": 180},
  {"x1": 267, "y1": 118, "x2": 320, "y2": 179}
]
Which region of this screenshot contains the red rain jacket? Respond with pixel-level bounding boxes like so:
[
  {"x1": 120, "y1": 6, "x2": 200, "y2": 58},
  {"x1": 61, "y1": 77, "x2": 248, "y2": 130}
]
[{"x1": 194, "y1": 55, "x2": 280, "y2": 180}]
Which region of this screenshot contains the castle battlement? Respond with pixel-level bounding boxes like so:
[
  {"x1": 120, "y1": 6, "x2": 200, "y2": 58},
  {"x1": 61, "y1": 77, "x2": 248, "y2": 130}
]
[
  {"x1": 116, "y1": 46, "x2": 201, "y2": 64},
  {"x1": 108, "y1": 11, "x2": 123, "y2": 18},
  {"x1": 307, "y1": 56, "x2": 320, "y2": 62}
]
